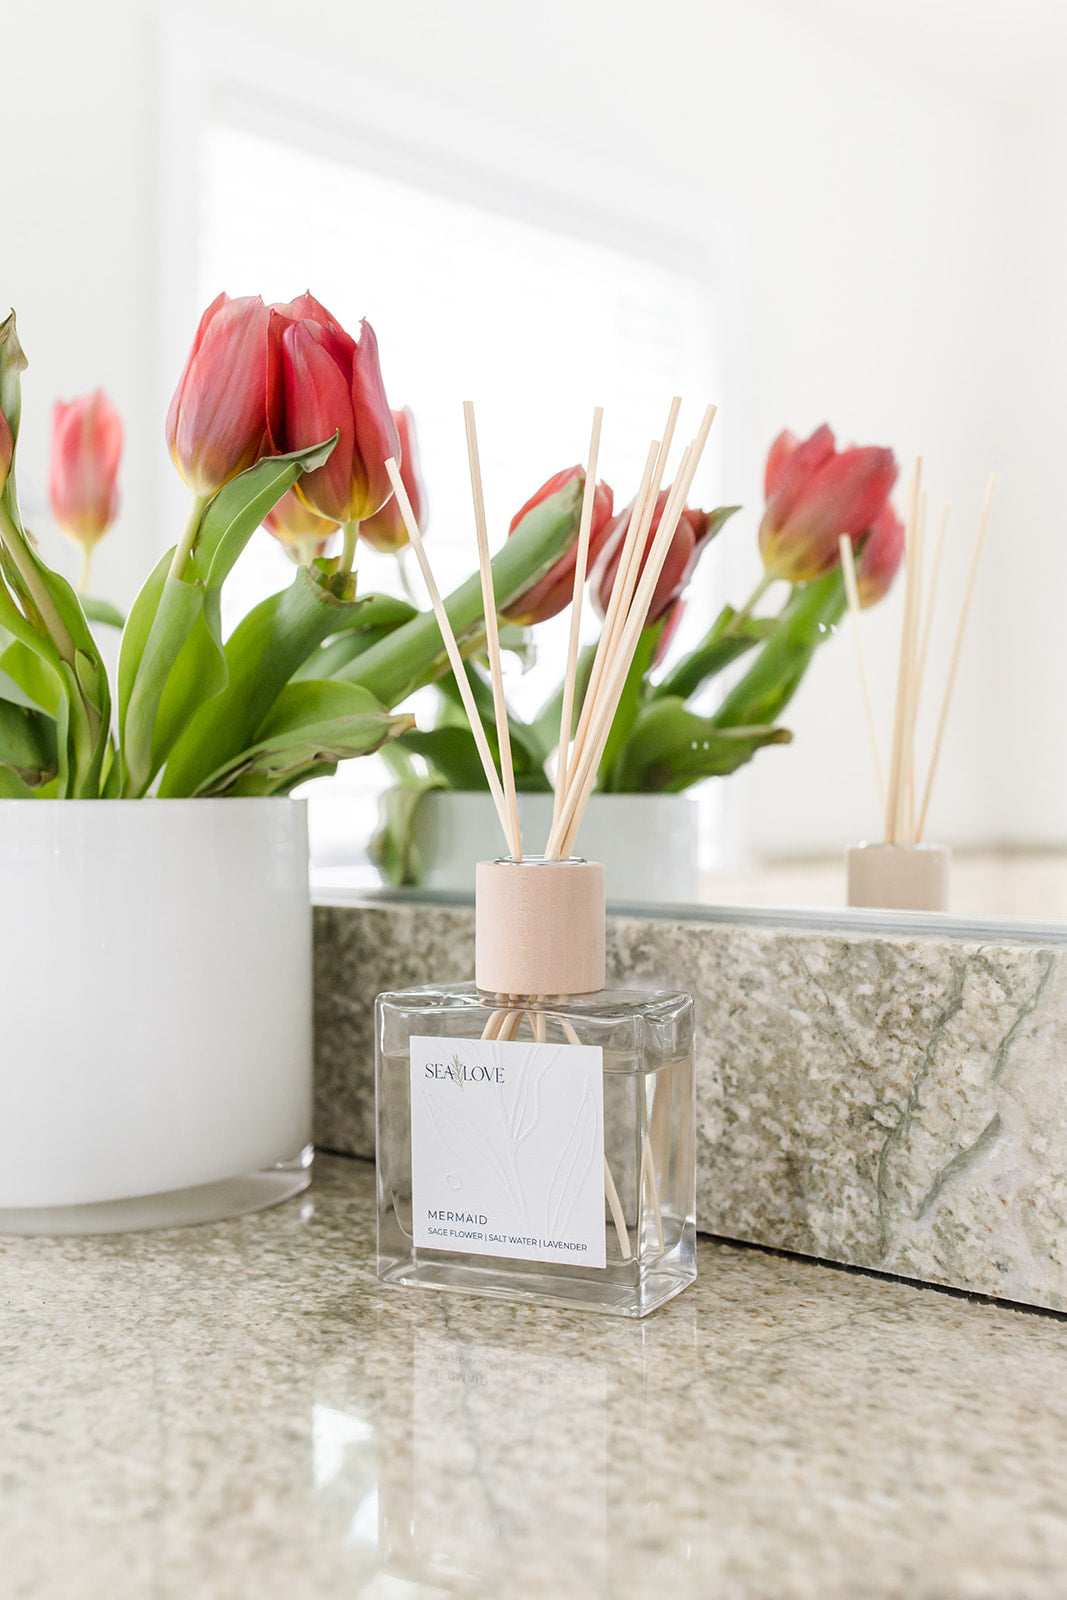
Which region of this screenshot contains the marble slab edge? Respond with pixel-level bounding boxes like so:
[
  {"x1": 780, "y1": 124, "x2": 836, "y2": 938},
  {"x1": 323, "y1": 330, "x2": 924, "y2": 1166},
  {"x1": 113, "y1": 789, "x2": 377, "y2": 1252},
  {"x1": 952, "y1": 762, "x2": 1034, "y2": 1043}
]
[{"x1": 313, "y1": 899, "x2": 1067, "y2": 1314}]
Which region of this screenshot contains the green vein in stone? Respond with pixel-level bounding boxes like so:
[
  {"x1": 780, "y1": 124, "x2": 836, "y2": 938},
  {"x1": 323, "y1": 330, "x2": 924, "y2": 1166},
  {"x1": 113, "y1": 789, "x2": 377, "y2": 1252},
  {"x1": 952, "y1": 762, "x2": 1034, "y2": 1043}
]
[
  {"x1": 874, "y1": 959, "x2": 969, "y2": 1260},
  {"x1": 916, "y1": 1112, "x2": 1004, "y2": 1221},
  {"x1": 990, "y1": 949, "x2": 1055, "y2": 1084}
]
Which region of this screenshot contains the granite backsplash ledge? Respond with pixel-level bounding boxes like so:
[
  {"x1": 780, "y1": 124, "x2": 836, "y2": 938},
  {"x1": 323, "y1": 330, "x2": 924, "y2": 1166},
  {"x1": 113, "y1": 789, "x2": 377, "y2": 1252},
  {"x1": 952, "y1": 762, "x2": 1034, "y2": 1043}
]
[{"x1": 312, "y1": 899, "x2": 1067, "y2": 1312}]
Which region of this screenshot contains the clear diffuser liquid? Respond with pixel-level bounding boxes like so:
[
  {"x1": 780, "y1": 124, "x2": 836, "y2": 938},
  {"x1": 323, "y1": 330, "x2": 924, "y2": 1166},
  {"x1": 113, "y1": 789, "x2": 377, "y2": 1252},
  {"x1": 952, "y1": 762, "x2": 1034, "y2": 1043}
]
[{"x1": 376, "y1": 984, "x2": 696, "y2": 1318}]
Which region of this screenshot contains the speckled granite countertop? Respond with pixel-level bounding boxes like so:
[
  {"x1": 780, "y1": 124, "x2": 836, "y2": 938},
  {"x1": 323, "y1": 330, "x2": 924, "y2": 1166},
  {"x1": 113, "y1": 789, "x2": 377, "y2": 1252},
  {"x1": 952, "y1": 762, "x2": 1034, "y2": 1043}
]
[{"x1": 4, "y1": 1155, "x2": 1067, "y2": 1600}]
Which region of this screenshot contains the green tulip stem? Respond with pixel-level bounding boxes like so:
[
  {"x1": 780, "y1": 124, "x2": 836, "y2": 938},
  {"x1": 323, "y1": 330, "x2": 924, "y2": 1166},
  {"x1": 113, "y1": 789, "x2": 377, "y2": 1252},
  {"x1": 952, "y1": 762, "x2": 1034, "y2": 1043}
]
[
  {"x1": 168, "y1": 494, "x2": 211, "y2": 582},
  {"x1": 0, "y1": 501, "x2": 76, "y2": 666},
  {"x1": 78, "y1": 545, "x2": 93, "y2": 596},
  {"x1": 733, "y1": 569, "x2": 775, "y2": 628},
  {"x1": 340, "y1": 520, "x2": 360, "y2": 577}
]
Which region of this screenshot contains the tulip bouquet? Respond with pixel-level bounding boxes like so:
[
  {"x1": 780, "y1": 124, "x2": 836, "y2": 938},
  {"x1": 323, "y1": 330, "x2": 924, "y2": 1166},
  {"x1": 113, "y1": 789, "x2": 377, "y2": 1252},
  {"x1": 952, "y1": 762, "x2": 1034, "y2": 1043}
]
[
  {"x1": 0, "y1": 295, "x2": 603, "y2": 801},
  {"x1": 373, "y1": 423, "x2": 903, "y2": 881}
]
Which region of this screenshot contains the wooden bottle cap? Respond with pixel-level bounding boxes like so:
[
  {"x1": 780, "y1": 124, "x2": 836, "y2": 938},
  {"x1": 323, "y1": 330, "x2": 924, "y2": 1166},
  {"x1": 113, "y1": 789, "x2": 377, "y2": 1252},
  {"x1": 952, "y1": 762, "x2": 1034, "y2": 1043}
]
[
  {"x1": 475, "y1": 857, "x2": 606, "y2": 997},
  {"x1": 846, "y1": 842, "x2": 951, "y2": 912}
]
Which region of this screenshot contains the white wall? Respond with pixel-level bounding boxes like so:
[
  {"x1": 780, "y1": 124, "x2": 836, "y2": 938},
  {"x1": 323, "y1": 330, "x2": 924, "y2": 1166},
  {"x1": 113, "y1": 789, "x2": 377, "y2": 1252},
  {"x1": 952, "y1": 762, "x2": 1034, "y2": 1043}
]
[{"x1": 0, "y1": 0, "x2": 1026, "y2": 856}]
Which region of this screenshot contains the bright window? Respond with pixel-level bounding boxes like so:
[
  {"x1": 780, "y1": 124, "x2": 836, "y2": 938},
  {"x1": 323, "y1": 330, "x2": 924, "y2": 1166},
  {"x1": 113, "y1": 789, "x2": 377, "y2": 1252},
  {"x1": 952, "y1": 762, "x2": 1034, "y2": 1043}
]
[{"x1": 196, "y1": 114, "x2": 721, "y2": 875}]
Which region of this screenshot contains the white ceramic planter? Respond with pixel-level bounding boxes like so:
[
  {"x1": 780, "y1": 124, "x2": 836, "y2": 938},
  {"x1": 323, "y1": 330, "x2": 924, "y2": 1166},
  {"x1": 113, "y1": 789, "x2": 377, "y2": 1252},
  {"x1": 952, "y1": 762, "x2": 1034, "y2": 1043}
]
[
  {"x1": 0, "y1": 798, "x2": 312, "y2": 1234},
  {"x1": 408, "y1": 790, "x2": 700, "y2": 905}
]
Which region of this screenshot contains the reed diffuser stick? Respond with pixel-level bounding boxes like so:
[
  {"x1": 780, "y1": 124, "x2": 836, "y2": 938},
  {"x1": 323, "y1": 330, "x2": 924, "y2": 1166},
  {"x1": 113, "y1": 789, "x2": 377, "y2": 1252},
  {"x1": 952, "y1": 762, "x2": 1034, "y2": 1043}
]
[
  {"x1": 884, "y1": 462, "x2": 922, "y2": 841},
  {"x1": 569, "y1": 438, "x2": 660, "y2": 777},
  {"x1": 917, "y1": 472, "x2": 997, "y2": 840},
  {"x1": 915, "y1": 501, "x2": 949, "y2": 716},
  {"x1": 463, "y1": 402, "x2": 522, "y2": 860},
  {"x1": 557, "y1": 448, "x2": 699, "y2": 858},
  {"x1": 587, "y1": 398, "x2": 681, "y2": 714},
  {"x1": 550, "y1": 403, "x2": 716, "y2": 858},
  {"x1": 552, "y1": 407, "x2": 604, "y2": 837},
  {"x1": 838, "y1": 534, "x2": 886, "y2": 816},
  {"x1": 905, "y1": 491, "x2": 927, "y2": 842},
  {"x1": 384, "y1": 456, "x2": 514, "y2": 845}
]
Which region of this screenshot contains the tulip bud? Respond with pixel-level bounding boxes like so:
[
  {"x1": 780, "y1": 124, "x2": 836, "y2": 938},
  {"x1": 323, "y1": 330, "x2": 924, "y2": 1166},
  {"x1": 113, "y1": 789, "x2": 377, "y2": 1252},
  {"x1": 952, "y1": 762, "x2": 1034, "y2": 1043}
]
[
  {"x1": 264, "y1": 487, "x2": 340, "y2": 566},
  {"x1": 855, "y1": 501, "x2": 904, "y2": 607},
  {"x1": 591, "y1": 487, "x2": 713, "y2": 630},
  {"x1": 501, "y1": 466, "x2": 614, "y2": 624},
  {"x1": 49, "y1": 390, "x2": 123, "y2": 546},
  {"x1": 360, "y1": 406, "x2": 427, "y2": 553},
  {"x1": 759, "y1": 424, "x2": 897, "y2": 583},
  {"x1": 271, "y1": 294, "x2": 399, "y2": 527},
  {"x1": 166, "y1": 293, "x2": 279, "y2": 497}
]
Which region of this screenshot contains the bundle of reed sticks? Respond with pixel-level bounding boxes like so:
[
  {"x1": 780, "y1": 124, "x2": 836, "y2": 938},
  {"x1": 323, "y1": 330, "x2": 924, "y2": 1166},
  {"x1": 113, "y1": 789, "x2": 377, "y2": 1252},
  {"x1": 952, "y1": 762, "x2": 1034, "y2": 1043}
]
[
  {"x1": 383, "y1": 395, "x2": 717, "y2": 864},
  {"x1": 839, "y1": 459, "x2": 997, "y2": 845}
]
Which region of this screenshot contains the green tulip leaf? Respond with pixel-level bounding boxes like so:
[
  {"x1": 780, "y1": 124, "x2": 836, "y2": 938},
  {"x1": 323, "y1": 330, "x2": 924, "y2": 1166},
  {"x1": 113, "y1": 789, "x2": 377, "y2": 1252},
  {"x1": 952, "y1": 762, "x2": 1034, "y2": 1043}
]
[
  {"x1": 191, "y1": 679, "x2": 414, "y2": 797},
  {"x1": 117, "y1": 438, "x2": 340, "y2": 796},
  {"x1": 0, "y1": 765, "x2": 34, "y2": 797},
  {"x1": 341, "y1": 477, "x2": 584, "y2": 705},
  {"x1": 609, "y1": 696, "x2": 792, "y2": 792},
  {"x1": 187, "y1": 436, "x2": 338, "y2": 589},
  {"x1": 653, "y1": 604, "x2": 777, "y2": 703},
  {"x1": 435, "y1": 665, "x2": 551, "y2": 788},
  {"x1": 158, "y1": 567, "x2": 371, "y2": 798},
  {"x1": 714, "y1": 567, "x2": 847, "y2": 730},
  {"x1": 597, "y1": 623, "x2": 663, "y2": 789},
  {"x1": 0, "y1": 638, "x2": 61, "y2": 716},
  {"x1": 81, "y1": 596, "x2": 126, "y2": 629},
  {"x1": 0, "y1": 696, "x2": 58, "y2": 788},
  {"x1": 369, "y1": 771, "x2": 449, "y2": 887},
  {"x1": 294, "y1": 593, "x2": 420, "y2": 681}
]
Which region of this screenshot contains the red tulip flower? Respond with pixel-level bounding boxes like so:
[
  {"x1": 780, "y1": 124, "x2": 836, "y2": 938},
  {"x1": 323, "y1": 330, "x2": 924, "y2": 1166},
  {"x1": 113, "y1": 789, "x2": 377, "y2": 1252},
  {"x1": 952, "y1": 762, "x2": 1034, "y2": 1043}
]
[
  {"x1": 264, "y1": 487, "x2": 340, "y2": 566},
  {"x1": 855, "y1": 501, "x2": 904, "y2": 607},
  {"x1": 759, "y1": 424, "x2": 897, "y2": 583},
  {"x1": 360, "y1": 406, "x2": 427, "y2": 554},
  {"x1": 50, "y1": 390, "x2": 123, "y2": 591},
  {"x1": 501, "y1": 466, "x2": 614, "y2": 624},
  {"x1": 166, "y1": 293, "x2": 279, "y2": 498},
  {"x1": 270, "y1": 293, "x2": 399, "y2": 531},
  {"x1": 591, "y1": 487, "x2": 713, "y2": 631}
]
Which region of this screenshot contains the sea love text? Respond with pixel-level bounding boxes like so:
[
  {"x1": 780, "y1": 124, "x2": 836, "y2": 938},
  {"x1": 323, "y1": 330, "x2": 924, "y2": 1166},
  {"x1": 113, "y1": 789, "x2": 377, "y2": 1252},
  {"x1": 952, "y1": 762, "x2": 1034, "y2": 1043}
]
[{"x1": 424, "y1": 1062, "x2": 505, "y2": 1083}]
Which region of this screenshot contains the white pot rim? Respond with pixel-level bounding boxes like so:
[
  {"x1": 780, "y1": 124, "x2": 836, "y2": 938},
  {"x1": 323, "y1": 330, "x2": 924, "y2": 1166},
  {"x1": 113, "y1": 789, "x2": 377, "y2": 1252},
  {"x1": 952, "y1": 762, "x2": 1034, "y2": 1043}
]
[{"x1": 0, "y1": 795, "x2": 305, "y2": 810}]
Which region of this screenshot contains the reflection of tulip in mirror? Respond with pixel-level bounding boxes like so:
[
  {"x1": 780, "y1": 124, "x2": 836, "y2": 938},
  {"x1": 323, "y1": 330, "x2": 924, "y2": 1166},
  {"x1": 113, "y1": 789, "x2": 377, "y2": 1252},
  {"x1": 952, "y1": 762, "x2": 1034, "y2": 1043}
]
[
  {"x1": 501, "y1": 464, "x2": 614, "y2": 623},
  {"x1": 49, "y1": 389, "x2": 123, "y2": 594},
  {"x1": 758, "y1": 423, "x2": 898, "y2": 584}
]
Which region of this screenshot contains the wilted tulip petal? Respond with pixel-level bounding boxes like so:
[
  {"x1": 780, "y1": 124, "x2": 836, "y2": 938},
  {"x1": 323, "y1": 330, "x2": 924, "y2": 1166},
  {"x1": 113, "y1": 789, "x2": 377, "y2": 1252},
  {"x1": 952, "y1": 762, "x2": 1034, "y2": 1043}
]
[
  {"x1": 361, "y1": 406, "x2": 427, "y2": 553},
  {"x1": 166, "y1": 293, "x2": 278, "y2": 497},
  {"x1": 50, "y1": 389, "x2": 123, "y2": 545},
  {"x1": 501, "y1": 466, "x2": 614, "y2": 624},
  {"x1": 759, "y1": 423, "x2": 897, "y2": 583}
]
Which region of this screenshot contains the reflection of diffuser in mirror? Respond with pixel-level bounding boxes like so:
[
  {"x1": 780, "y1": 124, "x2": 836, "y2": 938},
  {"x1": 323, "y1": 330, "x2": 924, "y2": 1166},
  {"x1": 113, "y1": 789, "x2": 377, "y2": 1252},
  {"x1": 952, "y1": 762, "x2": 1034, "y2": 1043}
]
[
  {"x1": 843, "y1": 462, "x2": 997, "y2": 912},
  {"x1": 376, "y1": 398, "x2": 707, "y2": 1315}
]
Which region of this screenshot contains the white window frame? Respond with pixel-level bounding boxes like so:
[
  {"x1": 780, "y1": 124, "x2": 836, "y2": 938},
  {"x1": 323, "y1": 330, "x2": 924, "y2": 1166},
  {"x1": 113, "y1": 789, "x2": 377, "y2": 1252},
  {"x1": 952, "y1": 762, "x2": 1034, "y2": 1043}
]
[{"x1": 155, "y1": 12, "x2": 749, "y2": 871}]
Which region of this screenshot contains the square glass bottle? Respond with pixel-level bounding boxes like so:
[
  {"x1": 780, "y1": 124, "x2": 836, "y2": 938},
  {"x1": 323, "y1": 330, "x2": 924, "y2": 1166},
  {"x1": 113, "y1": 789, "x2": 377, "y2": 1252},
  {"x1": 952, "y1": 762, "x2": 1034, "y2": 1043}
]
[{"x1": 375, "y1": 858, "x2": 696, "y2": 1317}]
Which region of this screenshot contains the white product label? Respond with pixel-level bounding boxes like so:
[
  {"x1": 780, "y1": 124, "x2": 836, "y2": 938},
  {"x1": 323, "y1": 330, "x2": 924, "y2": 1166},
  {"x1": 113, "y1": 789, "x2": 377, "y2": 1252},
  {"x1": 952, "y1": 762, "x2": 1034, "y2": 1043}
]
[{"x1": 409, "y1": 1034, "x2": 606, "y2": 1268}]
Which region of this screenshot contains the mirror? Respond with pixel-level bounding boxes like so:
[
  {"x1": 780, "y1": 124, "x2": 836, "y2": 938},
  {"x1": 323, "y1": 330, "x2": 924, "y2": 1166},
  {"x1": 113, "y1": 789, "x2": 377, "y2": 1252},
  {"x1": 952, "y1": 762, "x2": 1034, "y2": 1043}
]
[{"x1": 12, "y1": 2, "x2": 1057, "y2": 920}]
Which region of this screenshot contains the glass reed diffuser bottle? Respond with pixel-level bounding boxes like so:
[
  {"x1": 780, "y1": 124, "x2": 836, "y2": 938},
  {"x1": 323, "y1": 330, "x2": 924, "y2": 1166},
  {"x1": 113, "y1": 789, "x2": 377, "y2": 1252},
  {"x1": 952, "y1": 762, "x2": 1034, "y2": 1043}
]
[
  {"x1": 373, "y1": 396, "x2": 713, "y2": 1316},
  {"x1": 375, "y1": 856, "x2": 696, "y2": 1317}
]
